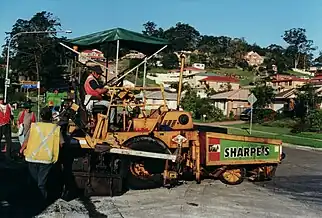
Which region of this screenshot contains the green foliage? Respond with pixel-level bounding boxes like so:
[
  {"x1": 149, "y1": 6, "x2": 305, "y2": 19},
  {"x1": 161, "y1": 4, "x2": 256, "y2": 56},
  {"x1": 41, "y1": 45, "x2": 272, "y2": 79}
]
[
  {"x1": 2, "y1": 11, "x2": 70, "y2": 92},
  {"x1": 292, "y1": 84, "x2": 322, "y2": 133},
  {"x1": 295, "y1": 83, "x2": 321, "y2": 118},
  {"x1": 181, "y1": 87, "x2": 224, "y2": 121},
  {"x1": 251, "y1": 84, "x2": 275, "y2": 109},
  {"x1": 283, "y1": 28, "x2": 316, "y2": 69},
  {"x1": 262, "y1": 118, "x2": 297, "y2": 128},
  {"x1": 229, "y1": 111, "x2": 235, "y2": 120},
  {"x1": 163, "y1": 22, "x2": 201, "y2": 51},
  {"x1": 8, "y1": 92, "x2": 26, "y2": 102},
  {"x1": 161, "y1": 53, "x2": 179, "y2": 69},
  {"x1": 142, "y1": 21, "x2": 164, "y2": 38},
  {"x1": 307, "y1": 109, "x2": 322, "y2": 132}
]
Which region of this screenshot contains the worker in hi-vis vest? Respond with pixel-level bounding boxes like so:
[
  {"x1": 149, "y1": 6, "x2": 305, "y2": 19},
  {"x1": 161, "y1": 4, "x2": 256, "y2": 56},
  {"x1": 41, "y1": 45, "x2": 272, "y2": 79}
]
[{"x1": 20, "y1": 106, "x2": 64, "y2": 202}]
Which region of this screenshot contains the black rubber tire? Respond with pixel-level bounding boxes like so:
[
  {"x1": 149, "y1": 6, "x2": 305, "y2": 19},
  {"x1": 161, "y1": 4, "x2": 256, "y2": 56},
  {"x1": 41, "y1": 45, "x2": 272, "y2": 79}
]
[
  {"x1": 219, "y1": 167, "x2": 246, "y2": 185},
  {"x1": 123, "y1": 136, "x2": 170, "y2": 190}
]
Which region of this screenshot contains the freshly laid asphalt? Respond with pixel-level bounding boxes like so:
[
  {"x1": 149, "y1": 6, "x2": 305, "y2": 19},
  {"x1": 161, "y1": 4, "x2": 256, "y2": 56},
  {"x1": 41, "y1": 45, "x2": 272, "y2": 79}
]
[{"x1": 1, "y1": 139, "x2": 322, "y2": 217}]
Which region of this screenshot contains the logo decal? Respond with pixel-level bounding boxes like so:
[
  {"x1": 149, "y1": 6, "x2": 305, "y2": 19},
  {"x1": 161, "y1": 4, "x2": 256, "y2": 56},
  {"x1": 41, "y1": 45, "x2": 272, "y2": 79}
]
[{"x1": 209, "y1": 144, "x2": 220, "y2": 152}]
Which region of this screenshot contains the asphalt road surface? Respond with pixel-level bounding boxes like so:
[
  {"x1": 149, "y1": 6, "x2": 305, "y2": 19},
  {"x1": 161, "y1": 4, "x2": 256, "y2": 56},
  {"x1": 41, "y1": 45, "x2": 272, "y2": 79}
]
[{"x1": 1, "y1": 141, "x2": 322, "y2": 217}]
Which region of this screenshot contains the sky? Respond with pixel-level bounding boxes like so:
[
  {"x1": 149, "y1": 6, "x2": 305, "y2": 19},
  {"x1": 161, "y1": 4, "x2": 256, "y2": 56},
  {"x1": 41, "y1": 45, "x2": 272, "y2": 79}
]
[{"x1": 1, "y1": 0, "x2": 322, "y2": 55}]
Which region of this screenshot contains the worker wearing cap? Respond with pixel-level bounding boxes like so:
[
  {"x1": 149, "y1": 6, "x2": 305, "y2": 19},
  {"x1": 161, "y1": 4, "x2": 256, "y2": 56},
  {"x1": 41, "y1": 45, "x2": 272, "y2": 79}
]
[
  {"x1": 84, "y1": 65, "x2": 115, "y2": 124},
  {"x1": 20, "y1": 106, "x2": 64, "y2": 204},
  {"x1": 17, "y1": 102, "x2": 36, "y2": 146}
]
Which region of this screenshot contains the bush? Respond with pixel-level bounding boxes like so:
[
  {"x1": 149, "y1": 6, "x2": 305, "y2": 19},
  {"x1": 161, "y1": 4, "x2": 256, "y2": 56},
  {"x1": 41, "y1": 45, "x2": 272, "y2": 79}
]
[
  {"x1": 8, "y1": 92, "x2": 26, "y2": 102},
  {"x1": 229, "y1": 111, "x2": 235, "y2": 120},
  {"x1": 291, "y1": 109, "x2": 322, "y2": 133},
  {"x1": 307, "y1": 109, "x2": 322, "y2": 132},
  {"x1": 262, "y1": 118, "x2": 297, "y2": 128}
]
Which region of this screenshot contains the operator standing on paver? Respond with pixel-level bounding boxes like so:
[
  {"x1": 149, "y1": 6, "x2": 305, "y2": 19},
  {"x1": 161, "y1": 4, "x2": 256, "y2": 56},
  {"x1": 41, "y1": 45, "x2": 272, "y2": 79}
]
[
  {"x1": 84, "y1": 65, "x2": 115, "y2": 125},
  {"x1": 20, "y1": 107, "x2": 64, "y2": 205}
]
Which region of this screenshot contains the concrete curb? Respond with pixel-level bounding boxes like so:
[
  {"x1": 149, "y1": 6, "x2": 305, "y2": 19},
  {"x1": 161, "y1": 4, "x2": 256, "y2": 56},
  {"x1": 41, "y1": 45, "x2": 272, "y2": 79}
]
[{"x1": 282, "y1": 143, "x2": 322, "y2": 152}]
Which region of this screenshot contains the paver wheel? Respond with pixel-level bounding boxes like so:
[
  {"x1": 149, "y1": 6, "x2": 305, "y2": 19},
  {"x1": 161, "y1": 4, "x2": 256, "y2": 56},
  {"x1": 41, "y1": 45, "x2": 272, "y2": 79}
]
[
  {"x1": 219, "y1": 167, "x2": 245, "y2": 185},
  {"x1": 123, "y1": 136, "x2": 170, "y2": 190}
]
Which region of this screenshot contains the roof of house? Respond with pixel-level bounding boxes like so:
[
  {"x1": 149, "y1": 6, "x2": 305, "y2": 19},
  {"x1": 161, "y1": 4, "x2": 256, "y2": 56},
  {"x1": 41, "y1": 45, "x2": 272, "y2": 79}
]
[
  {"x1": 200, "y1": 75, "x2": 239, "y2": 83},
  {"x1": 310, "y1": 75, "x2": 322, "y2": 81},
  {"x1": 209, "y1": 89, "x2": 250, "y2": 100},
  {"x1": 272, "y1": 75, "x2": 307, "y2": 82},
  {"x1": 275, "y1": 88, "x2": 296, "y2": 99}
]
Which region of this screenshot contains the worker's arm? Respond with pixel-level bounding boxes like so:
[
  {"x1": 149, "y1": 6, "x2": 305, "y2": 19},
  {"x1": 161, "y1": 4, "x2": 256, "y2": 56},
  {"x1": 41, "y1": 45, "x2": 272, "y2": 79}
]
[
  {"x1": 89, "y1": 80, "x2": 108, "y2": 94},
  {"x1": 20, "y1": 129, "x2": 30, "y2": 154},
  {"x1": 17, "y1": 111, "x2": 23, "y2": 125},
  {"x1": 59, "y1": 131, "x2": 65, "y2": 148}
]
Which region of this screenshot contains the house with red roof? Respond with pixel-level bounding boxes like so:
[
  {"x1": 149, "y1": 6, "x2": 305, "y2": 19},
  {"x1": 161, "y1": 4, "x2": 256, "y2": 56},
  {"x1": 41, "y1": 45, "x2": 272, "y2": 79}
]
[
  {"x1": 79, "y1": 49, "x2": 106, "y2": 65},
  {"x1": 268, "y1": 74, "x2": 308, "y2": 92},
  {"x1": 188, "y1": 72, "x2": 240, "y2": 91}
]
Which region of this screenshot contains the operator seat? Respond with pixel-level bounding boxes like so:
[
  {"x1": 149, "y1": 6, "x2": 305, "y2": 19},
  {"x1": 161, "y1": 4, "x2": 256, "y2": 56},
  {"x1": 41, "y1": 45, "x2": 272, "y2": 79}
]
[{"x1": 92, "y1": 105, "x2": 108, "y2": 115}]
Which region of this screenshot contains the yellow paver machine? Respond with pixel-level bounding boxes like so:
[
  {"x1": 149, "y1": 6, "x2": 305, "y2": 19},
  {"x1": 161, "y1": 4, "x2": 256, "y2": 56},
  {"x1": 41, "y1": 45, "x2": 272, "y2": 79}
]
[{"x1": 61, "y1": 28, "x2": 285, "y2": 196}]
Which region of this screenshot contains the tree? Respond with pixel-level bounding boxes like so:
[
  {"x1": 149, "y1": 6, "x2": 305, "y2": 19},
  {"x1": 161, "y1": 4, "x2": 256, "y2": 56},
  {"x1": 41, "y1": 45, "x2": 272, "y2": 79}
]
[
  {"x1": 180, "y1": 87, "x2": 224, "y2": 121},
  {"x1": 142, "y1": 21, "x2": 164, "y2": 38},
  {"x1": 2, "y1": 11, "x2": 68, "y2": 89},
  {"x1": 282, "y1": 28, "x2": 316, "y2": 69},
  {"x1": 292, "y1": 84, "x2": 322, "y2": 133},
  {"x1": 264, "y1": 44, "x2": 290, "y2": 73},
  {"x1": 161, "y1": 53, "x2": 178, "y2": 69},
  {"x1": 314, "y1": 51, "x2": 322, "y2": 65},
  {"x1": 295, "y1": 83, "x2": 321, "y2": 118},
  {"x1": 251, "y1": 84, "x2": 275, "y2": 109},
  {"x1": 163, "y1": 22, "x2": 201, "y2": 51},
  {"x1": 229, "y1": 38, "x2": 248, "y2": 65}
]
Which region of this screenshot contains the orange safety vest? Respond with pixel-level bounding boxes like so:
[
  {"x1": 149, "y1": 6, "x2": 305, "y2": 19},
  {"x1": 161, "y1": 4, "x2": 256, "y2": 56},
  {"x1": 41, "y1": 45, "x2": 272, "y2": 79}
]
[
  {"x1": 18, "y1": 110, "x2": 36, "y2": 125},
  {"x1": 84, "y1": 75, "x2": 102, "y2": 100},
  {"x1": 0, "y1": 105, "x2": 11, "y2": 126}
]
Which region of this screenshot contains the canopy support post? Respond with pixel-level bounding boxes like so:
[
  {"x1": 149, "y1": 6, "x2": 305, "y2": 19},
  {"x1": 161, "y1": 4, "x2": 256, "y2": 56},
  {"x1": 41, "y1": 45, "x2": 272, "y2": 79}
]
[
  {"x1": 143, "y1": 58, "x2": 147, "y2": 88},
  {"x1": 115, "y1": 40, "x2": 120, "y2": 77},
  {"x1": 135, "y1": 68, "x2": 139, "y2": 86}
]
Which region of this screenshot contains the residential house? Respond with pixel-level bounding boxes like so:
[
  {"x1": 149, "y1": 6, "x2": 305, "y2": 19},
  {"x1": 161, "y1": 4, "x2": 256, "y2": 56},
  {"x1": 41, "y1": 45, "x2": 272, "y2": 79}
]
[
  {"x1": 135, "y1": 89, "x2": 182, "y2": 110},
  {"x1": 309, "y1": 73, "x2": 322, "y2": 87},
  {"x1": 146, "y1": 67, "x2": 206, "y2": 87},
  {"x1": 268, "y1": 74, "x2": 307, "y2": 92},
  {"x1": 272, "y1": 88, "x2": 296, "y2": 112},
  {"x1": 79, "y1": 49, "x2": 106, "y2": 64},
  {"x1": 209, "y1": 89, "x2": 250, "y2": 117},
  {"x1": 309, "y1": 64, "x2": 322, "y2": 74},
  {"x1": 198, "y1": 75, "x2": 240, "y2": 91},
  {"x1": 122, "y1": 50, "x2": 145, "y2": 59},
  {"x1": 244, "y1": 51, "x2": 264, "y2": 66}
]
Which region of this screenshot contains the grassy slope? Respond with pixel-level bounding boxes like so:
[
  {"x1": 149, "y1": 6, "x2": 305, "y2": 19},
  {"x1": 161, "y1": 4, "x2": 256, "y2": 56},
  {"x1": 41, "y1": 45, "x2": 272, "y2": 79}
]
[{"x1": 225, "y1": 123, "x2": 322, "y2": 148}]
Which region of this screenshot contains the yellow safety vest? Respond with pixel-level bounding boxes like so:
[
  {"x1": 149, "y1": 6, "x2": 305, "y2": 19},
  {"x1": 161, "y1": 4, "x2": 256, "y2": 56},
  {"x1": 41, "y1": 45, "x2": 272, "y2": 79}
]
[{"x1": 24, "y1": 122, "x2": 61, "y2": 164}]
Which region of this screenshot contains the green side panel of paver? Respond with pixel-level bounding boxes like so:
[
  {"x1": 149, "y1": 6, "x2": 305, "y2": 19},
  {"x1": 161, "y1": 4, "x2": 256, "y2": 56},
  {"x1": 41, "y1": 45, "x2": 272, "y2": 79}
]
[{"x1": 219, "y1": 139, "x2": 280, "y2": 161}]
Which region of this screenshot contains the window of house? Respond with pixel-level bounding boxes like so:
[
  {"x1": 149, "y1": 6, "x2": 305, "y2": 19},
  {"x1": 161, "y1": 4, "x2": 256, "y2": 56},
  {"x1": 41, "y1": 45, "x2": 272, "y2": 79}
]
[{"x1": 288, "y1": 81, "x2": 292, "y2": 86}]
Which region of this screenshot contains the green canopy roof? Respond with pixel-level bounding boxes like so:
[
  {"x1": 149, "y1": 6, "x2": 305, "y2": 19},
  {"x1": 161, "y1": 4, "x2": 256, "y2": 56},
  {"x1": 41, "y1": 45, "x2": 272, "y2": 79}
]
[{"x1": 67, "y1": 28, "x2": 169, "y2": 55}]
